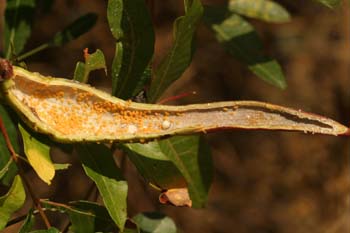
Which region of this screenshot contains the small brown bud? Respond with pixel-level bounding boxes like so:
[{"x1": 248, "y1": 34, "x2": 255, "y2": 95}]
[{"x1": 0, "y1": 59, "x2": 13, "y2": 80}]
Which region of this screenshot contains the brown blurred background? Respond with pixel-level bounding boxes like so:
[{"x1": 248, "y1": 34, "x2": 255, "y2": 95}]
[{"x1": 1, "y1": 0, "x2": 350, "y2": 232}]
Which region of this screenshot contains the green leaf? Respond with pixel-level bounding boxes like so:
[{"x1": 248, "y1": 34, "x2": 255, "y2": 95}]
[
  {"x1": 125, "y1": 136, "x2": 213, "y2": 208},
  {"x1": 313, "y1": 0, "x2": 342, "y2": 8},
  {"x1": 73, "y1": 62, "x2": 85, "y2": 82},
  {"x1": 204, "y1": 7, "x2": 287, "y2": 89},
  {"x1": 148, "y1": 0, "x2": 203, "y2": 103},
  {"x1": 53, "y1": 163, "x2": 71, "y2": 170},
  {"x1": 124, "y1": 142, "x2": 186, "y2": 189},
  {"x1": 51, "y1": 13, "x2": 97, "y2": 47},
  {"x1": 77, "y1": 144, "x2": 128, "y2": 232},
  {"x1": 19, "y1": 209, "x2": 35, "y2": 233},
  {"x1": 0, "y1": 175, "x2": 26, "y2": 230},
  {"x1": 125, "y1": 228, "x2": 140, "y2": 233},
  {"x1": 68, "y1": 208, "x2": 95, "y2": 233},
  {"x1": 0, "y1": 104, "x2": 18, "y2": 185},
  {"x1": 19, "y1": 124, "x2": 55, "y2": 185},
  {"x1": 158, "y1": 136, "x2": 213, "y2": 208},
  {"x1": 0, "y1": 158, "x2": 13, "y2": 180},
  {"x1": 111, "y1": 41, "x2": 123, "y2": 94},
  {"x1": 29, "y1": 227, "x2": 60, "y2": 233},
  {"x1": 108, "y1": 0, "x2": 155, "y2": 99},
  {"x1": 134, "y1": 65, "x2": 152, "y2": 97},
  {"x1": 73, "y1": 49, "x2": 106, "y2": 83},
  {"x1": 133, "y1": 212, "x2": 177, "y2": 233},
  {"x1": 107, "y1": 0, "x2": 123, "y2": 39},
  {"x1": 16, "y1": 13, "x2": 97, "y2": 61},
  {"x1": 228, "y1": 0, "x2": 290, "y2": 23},
  {"x1": 4, "y1": 0, "x2": 36, "y2": 58},
  {"x1": 40, "y1": 199, "x2": 117, "y2": 232},
  {"x1": 71, "y1": 201, "x2": 117, "y2": 232}
]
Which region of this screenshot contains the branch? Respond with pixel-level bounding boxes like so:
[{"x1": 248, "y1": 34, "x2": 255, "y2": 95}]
[{"x1": 0, "y1": 117, "x2": 52, "y2": 229}]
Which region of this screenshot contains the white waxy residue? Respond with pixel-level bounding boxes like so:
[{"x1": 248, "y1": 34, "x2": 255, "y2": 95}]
[
  {"x1": 161, "y1": 120, "x2": 171, "y2": 130},
  {"x1": 127, "y1": 124, "x2": 138, "y2": 134}
]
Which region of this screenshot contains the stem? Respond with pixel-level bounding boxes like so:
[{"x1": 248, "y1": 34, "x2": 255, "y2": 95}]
[
  {"x1": 16, "y1": 43, "x2": 50, "y2": 61},
  {"x1": 157, "y1": 91, "x2": 196, "y2": 104},
  {"x1": 39, "y1": 199, "x2": 73, "y2": 233},
  {"x1": 0, "y1": 117, "x2": 52, "y2": 229},
  {"x1": 40, "y1": 199, "x2": 73, "y2": 211},
  {"x1": 60, "y1": 178, "x2": 98, "y2": 233},
  {"x1": 5, "y1": 214, "x2": 28, "y2": 228},
  {"x1": 0, "y1": 119, "x2": 17, "y2": 162},
  {"x1": 344, "y1": 130, "x2": 350, "y2": 136}
]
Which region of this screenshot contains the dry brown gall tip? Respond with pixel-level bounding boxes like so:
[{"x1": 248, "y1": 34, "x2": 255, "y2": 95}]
[
  {"x1": 0, "y1": 59, "x2": 13, "y2": 81},
  {"x1": 344, "y1": 127, "x2": 350, "y2": 136}
]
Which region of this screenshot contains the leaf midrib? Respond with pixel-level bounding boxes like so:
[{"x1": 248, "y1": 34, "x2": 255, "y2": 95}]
[
  {"x1": 81, "y1": 146, "x2": 125, "y2": 229},
  {"x1": 116, "y1": 9, "x2": 137, "y2": 98},
  {"x1": 162, "y1": 140, "x2": 202, "y2": 202}
]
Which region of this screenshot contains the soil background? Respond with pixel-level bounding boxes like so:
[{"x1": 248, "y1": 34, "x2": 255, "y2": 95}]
[{"x1": 1, "y1": 0, "x2": 350, "y2": 232}]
